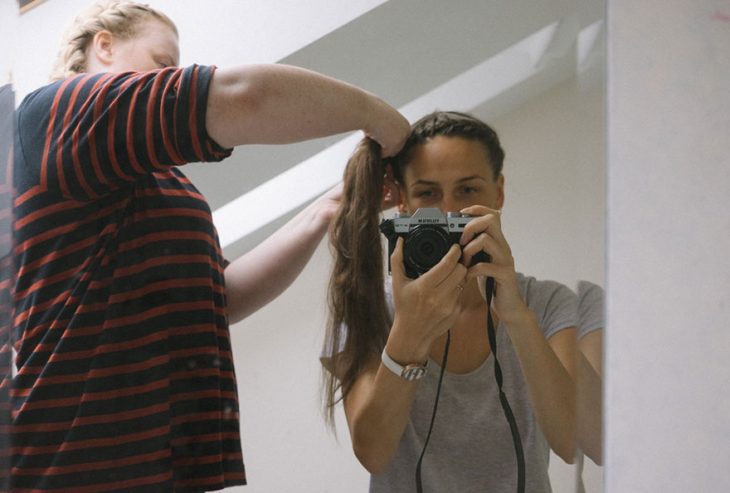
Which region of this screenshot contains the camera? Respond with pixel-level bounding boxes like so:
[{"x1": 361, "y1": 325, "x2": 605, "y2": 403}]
[{"x1": 380, "y1": 208, "x2": 490, "y2": 279}]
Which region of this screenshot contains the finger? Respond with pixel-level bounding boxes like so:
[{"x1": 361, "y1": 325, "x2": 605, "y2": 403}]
[
  {"x1": 461, "y1": 230, "x2": 509, "y2": 265},
  {"x1": 465, "y1": 262, "x2": 504, "y2": 283},
  {"x1": 379, "y1": 133, "x2": 408, "y2": 158},
  {"x1": 422, "y1": 264, "x2": 467, "y2": 320},
  {"x1": 381, "y1": 164, "x2": 401, "y2": 209},
  {"x1": 461, "y1": 204, "x2": 500, "y2": 217},
  {"x1": 381, "y1": 183, "x2": 400, "y2": 210},
  {"x1": 378, "y1": 137, "x2": 404, "y2": 158},
  {"x1": 417, "y1": 244, "x2": 463, "y2": 287},
  {"x1": 476, "y1": 275, "x2": 488, "y2": 301},
  {"x1": 460, "y1": 231, "x2": 490, "y2": 267},
  {"x1": 460, "y1": 205, "x2": 492, "y2": 216},
  {"x1": 459, "y1": 209, "x2": 502, "y2": 246},
  {"x1": 390, "y1": 237, "x2": 407, "y2": 286},
  {"x1": 440, "y1": 261, "x2": 468, "y2": 293}
]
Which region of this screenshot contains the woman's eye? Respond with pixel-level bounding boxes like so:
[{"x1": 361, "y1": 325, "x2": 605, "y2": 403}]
[{"x1": 459, "y1": 186, "x2": 478, "y2": 195}]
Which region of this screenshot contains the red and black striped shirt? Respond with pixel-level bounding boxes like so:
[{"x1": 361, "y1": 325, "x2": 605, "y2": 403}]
[{"x1": 8, "y1": 65, "x2": 245, "y2": 492}]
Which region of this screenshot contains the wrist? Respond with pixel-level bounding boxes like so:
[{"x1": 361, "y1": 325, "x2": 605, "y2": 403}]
[
  {"x1": 295, "y1": 198, "x2": 331, "y2": 236},
  {"x1": 361, "y1": 91, "x2": 385, "y2": 135},
  {"x1": 385, "y1": 318, "x2": 432, "y2": 365},
  {"x1": 381, "y1": 348, "x2": 428, "y2": 381}
]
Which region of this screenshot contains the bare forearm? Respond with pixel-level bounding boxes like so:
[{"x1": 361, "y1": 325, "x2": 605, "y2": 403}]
[
  {"x1": 207, "y1": 64, "x2": 400, "y2": 150},
  {"x1": 224, "y1": 198, "x2": 330, "y2": 324},
  {"x1": 576, "y1": 351, "x2": 603, "y2": 464},
  {"x1": 506, "y1": 313, "x2": 577, "y2": 462},
  {"x1": 345, "y1": 361, "x2": 420, "y2": 474}
]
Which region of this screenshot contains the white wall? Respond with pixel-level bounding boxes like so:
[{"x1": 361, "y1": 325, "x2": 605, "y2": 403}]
[
  {"x1": 496, "y1": 77, "x2": 605, "y2": 288},
  {"x1": 606, "y1": 1, "x2": 730, "y2": 492}
]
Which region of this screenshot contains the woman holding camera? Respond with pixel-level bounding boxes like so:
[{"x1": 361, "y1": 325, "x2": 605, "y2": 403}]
[{"x1": 323, "y1": 111, "x2": 577, "y2": 492}]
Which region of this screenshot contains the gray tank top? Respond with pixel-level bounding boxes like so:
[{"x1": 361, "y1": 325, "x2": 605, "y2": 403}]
[{"x1": 369, "y1": 273, "x2": 577, "y2": 493}]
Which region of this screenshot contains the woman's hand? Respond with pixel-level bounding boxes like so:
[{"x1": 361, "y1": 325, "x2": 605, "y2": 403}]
[
  {"x1": 385, "y1": 237, "x2": 467, "y2": 364},
  {"x1": 381, "y1": 163, "x2": 401, "y2": 210},
  {"x1": 458, "y1": 205, "x2": 531, "y2": 326},
  {"x1": 363, "y1": 97, "x2": 410, "y2": 158}
]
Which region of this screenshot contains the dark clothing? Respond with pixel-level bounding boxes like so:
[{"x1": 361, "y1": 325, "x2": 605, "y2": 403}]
[{"x1": 9, "y1": 65, "x2": 245, "y2": 492}]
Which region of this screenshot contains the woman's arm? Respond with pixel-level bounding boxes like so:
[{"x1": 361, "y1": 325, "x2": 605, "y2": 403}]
[
  {"x1": 342, "y1": 239, "x2": 467, "y2": 473},
  {"x1": 460, "y1": 205, "x2": 577, "y2": 463},
  {"x1": 577, "y1": 329, "x2": 603, "y2": 464},
  {"x1": 206, "y1": 64, "x2": 409, "y2": 156},
  {"x1": 343, "y1": 356, "x2": 420, "y2": 474},
  {"x1": 503, "y1": 313, "x2": 577, "y2": 463},
  {"x1": 224, "y1": 184, "x2": 341, "y2": 324}
]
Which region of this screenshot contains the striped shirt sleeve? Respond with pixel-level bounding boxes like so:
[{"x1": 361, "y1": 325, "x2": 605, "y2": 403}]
[{"x1": 15, "y1": 65, "x2": 232, "y2": 202}]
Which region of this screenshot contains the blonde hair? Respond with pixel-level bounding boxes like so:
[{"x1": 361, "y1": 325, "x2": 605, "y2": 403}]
[{"x1": 50, "y1": 0, "x2": 178, "y2": 81}]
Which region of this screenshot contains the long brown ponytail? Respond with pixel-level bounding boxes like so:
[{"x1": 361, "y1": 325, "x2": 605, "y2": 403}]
[{"x1": 323, "y1": 138, "x2": 390, "y2": 427}]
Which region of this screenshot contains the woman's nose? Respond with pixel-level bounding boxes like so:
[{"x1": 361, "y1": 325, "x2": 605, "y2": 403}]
[{"x1": 440, "y1": 199, "x2": 458, "y2": 214}]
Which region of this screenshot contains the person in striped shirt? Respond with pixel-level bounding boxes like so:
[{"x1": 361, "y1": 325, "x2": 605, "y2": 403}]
[{"x1": 8, "y1": 1, "x2": 409, "y2": 491}]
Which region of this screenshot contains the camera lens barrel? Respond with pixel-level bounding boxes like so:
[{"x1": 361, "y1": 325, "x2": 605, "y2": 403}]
[{"x1": 403, "y1": 225, "x2": 452, "y2": 276}]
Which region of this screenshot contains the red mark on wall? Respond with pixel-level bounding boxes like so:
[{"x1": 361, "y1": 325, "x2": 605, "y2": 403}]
[{"x1": 711, "y1": 10, "x2": 730, "y2": 22}]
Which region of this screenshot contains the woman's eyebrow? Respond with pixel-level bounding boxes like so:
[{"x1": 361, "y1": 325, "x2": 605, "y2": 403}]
[
  {"x1": 410, "y1": 175, "x2": 488, "y2": 187},
  {"x1": 410, "y1": 179, "x2": 439, "y2": 187},
  {"x1": 456, "y1": 175, "x2": 488, "y2": 183}
]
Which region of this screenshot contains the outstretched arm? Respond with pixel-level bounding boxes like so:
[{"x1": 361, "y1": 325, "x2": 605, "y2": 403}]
[
  {"x1": 224, "y1": 184, "x2": 341, "y2": 324},
  {"x1": 207, "y1": 64, "x2": 409, "y2": 156}
]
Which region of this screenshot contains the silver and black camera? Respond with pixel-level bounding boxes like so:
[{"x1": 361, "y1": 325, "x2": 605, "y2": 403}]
[{"x1": 380, "y1": 208, "x2": 490, "y2": 279}]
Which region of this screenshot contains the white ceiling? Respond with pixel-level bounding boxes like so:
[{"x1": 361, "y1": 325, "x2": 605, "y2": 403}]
[{"x1": 182, "y1": 0, "x2": 604, "y2": 260}]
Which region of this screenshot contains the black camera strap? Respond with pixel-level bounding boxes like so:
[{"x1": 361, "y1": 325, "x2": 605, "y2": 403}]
[
  {"x1": 485, "y1": 276, "x2": 525, "y2": 493},
  {"x1": 414, "y1": 277, "x2": 525, "y2": 493},
  {"x1": 415, "y1": 329, "x2": 450, "y2": 493}
]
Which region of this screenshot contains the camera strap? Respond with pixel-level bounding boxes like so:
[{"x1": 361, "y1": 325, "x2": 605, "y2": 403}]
[
  {"x1": 485, "y1": 276, "x2": 525, "y2": 493},
  {"x1": 414, "y1": 277, "x2": 525, "y2": 493},
  {"x1": 415, "y1": 329, "x2": 450, "y2": 493}
]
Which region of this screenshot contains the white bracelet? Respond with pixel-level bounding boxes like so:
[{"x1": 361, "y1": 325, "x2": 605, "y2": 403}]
[{"x1": 381, "y1": 348, "x2": 428, "y2": 381}]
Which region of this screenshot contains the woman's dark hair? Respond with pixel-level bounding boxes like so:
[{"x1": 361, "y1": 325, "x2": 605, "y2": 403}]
[
  {"x1": 322, "y1": 111, "x2": 505, "y2": 426},
  {"x1": 390, "y1": 110, "x2": 504, "y2": 183}
]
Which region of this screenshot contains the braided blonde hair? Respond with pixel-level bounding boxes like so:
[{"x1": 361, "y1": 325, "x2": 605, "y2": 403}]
[{"x1": 50, "y1": 0, "x2": 177, "y2": 81}]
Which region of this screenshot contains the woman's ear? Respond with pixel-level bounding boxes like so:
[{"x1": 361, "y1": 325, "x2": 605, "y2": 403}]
[
  {"x1": 89, "y1": 30, "x2": 116, "y2": 68},
  {"x1": 495, "y1": 174, "x2": 505, "y2": 210},
  {"x1": 392, "y1": 174, "x2": 408, "y2": 213}
]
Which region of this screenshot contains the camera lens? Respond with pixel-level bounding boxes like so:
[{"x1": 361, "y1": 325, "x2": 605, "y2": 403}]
[{"x1": 404, "y1": 226, "x2": 452, "y2": 275}]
